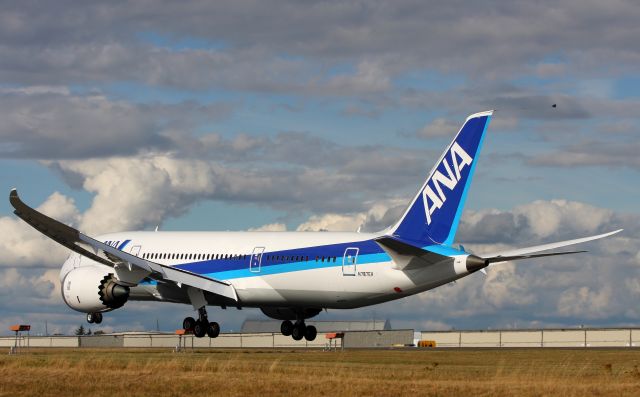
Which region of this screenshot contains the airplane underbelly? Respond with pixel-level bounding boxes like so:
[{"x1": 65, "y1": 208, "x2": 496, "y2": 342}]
[{"x1": 230, "y1": 261, "x2": 415, "y2": 308}]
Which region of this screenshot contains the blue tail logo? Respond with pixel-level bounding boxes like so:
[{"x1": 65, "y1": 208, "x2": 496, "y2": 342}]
[
  {"x1": 390, "y1": 111, "x2": 493, "y2": 246},
  {"x1": 422, "y1": 141, "x2": 473, "y2": 225}
]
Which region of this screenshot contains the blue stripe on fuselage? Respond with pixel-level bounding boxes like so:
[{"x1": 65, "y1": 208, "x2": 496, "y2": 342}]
[
  {"x1": 166, "y1": 239, "x2": 464, "y2": 280},
  {"x1": 118, "y1": 239, "x2": 131, "y2": 250},
  {"x1": 174, "y1": 239, "x2": 384, "y2": 275}
]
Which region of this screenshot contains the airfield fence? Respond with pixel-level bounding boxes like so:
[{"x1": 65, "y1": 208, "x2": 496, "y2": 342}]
[
  {"x1": 0, "y1": 332, "x2": 340, "y2": 349},
  {"x1": 420, "y1": 328, "x2": 640, "y2": 348},
  {"x1": 2, "y1": 328, "x2": 640, "y2": 349}
]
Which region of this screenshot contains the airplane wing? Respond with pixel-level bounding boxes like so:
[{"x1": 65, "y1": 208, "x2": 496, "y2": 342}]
[
  {"x1": 9, "y1": 189, "x2": 237, "y2": 301},
  {"x1": 375, "y1": 229, "x2": 622, "y2": 271},
  {"x1": 478, "y1": 229, "x2": 623, "y2": 265}
]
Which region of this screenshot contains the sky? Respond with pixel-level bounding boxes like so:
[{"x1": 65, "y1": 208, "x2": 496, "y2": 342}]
[{"x1": 0, "y1": 0, "x2": 639, "y2": 335}]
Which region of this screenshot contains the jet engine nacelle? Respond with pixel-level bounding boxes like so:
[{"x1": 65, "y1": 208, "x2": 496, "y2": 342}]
[{"x1": 60, "y1": 265, "x2": 130, "y2": 313}]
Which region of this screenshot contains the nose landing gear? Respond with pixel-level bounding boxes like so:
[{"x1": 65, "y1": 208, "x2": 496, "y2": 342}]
[
  {"x1": 86, "y1": 312, "x2": 103, "y2": 324},
  {"x1": 281, "y1": 320, "x2": 316, "y2": 341}
]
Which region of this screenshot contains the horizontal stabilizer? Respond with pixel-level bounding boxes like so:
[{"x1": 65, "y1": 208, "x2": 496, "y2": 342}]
[{"x1": 375, "y1": 236, "x2": 449, "y2": 270}]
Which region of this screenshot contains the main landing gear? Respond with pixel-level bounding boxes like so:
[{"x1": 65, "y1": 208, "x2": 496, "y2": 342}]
[
  {"x1": 281, "y1": 320, "x2": 317, "y2": 341},
  {"x1": 86, "y1": 312, "x2": 103, "y2": 324},
  {"x1": 183, "y1": 306, "x2": 220, "y2": 338}
]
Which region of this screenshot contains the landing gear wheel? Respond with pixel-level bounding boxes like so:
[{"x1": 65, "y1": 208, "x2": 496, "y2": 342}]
[
  {"x1": 281, "y1": 320, "x2": 293, "y2": 336},
  {"x1": 86, "y1": 313, "x2": 95, "y2": 324},
  {"x1": 193, "y1": 320, "x2": 207, "y2": 338},
  {"x1": 304, "y1": 325, "x2": 317, "y2": 341},
  {"x1": 292, "y1": 323, "x2": 305, "y2": 341},
  {"x1": 207, "y1": 322, "x2": 220, "y2": 338},
  {"x1": 183, "y1": 316, "x2": 196, "y2": 331},
  {"x1": 94, "y1": 312, "x2": 103, "y2": 324}
]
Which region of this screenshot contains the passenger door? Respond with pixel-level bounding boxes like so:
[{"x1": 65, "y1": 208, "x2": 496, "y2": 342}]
[
  {"x1": 129, "y1": 245, "x2": 141, "y2": 257},
  {"x1": 250, "y1": 247, "x2": 265, "y2": 273},
  {"x1": 342, "y1": 247, "x2": 359, "y2": 276}
]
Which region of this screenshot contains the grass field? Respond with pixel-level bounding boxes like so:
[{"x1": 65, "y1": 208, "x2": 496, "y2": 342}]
[{"x1": 1, "y1": 348, "x2": 639, "y2": 396}]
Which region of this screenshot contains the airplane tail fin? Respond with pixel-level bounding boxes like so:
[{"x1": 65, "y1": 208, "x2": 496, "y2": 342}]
[{"x1": 389, "y1": 110, "x2": 493, "y2": 246}]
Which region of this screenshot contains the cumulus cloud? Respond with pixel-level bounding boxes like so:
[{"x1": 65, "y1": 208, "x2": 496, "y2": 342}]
[
  {"x1": 0, "y1": 88, "x2": 233, "y2": 159},
  {"x1": 528, "y1": 141, "x2": 640, "y2": 169},
  {"x1": 2, "y1": 1, "x2": 640, "y2": 92},
  {"x1": 418, "y1": 118, "x2": 460, "y2": 138},
  {"x1": 0, "y1": 192, "x2": 79, "y2": 268},
  {"x1": 325, "y1": 61, "x2": 391, "y2": 94},
  {"x1": 557, "y1": 286, "x2": 613, "y2": 319},
  {"x1": 482, "y1": 263, "x2": 536, "y2": 308},
  {"x1": 458, "y1": 199, "x2": 616, "y2": 245},
  {"x1": 296, "y1": 213, "x2": 366, "y2": 232},
  {"x1": 248, "y1": 223, "x2": 287, "y2": 232}
]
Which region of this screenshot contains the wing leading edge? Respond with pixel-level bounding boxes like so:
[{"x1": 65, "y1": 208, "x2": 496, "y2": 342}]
[
  {"x1": 479, "y1": 229, "x2": 623, "y2": 265},
  {"x1": 9, "y1": 189, "x2": 237, "y2": 301}
]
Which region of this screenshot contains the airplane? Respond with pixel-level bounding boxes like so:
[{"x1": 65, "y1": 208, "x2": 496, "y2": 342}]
[{"x1": 9, "y1": 110, "x2": 622, "y2": 341}]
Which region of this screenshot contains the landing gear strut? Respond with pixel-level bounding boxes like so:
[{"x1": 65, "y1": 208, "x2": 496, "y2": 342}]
[
  {"x1": 87, "y1": 312, "x2": 102, "y2": 324},
  {"x1": 183, "y1": 306, "x2": 219, "y2": 338},
  {"x1": 281, "y1": 319, "x2": 316, "y2": 341}
]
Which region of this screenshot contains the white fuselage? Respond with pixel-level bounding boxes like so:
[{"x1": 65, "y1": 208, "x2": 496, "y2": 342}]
[{"x1": 60, "y1": 230, "x2": 470, "y2": 310}]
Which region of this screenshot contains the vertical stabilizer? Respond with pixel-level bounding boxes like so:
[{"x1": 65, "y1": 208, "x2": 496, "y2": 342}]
[{"x1": 389, "y1": 111, "x2": 493, "y2": 246}]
